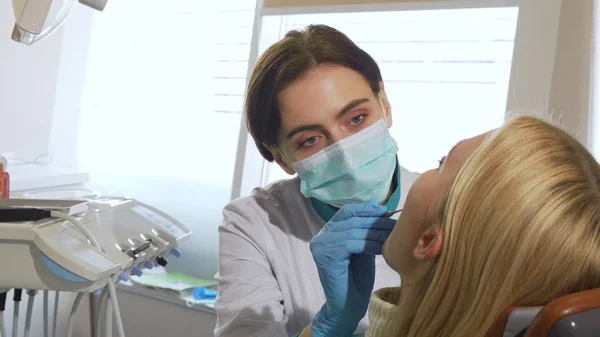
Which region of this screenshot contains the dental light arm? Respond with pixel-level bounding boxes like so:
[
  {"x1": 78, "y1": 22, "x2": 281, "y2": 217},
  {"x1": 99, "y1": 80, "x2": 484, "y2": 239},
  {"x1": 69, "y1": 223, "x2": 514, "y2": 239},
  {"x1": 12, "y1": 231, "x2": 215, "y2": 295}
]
[{"x1": 10, "y1": 0, "x2": 108, "y2": 45}]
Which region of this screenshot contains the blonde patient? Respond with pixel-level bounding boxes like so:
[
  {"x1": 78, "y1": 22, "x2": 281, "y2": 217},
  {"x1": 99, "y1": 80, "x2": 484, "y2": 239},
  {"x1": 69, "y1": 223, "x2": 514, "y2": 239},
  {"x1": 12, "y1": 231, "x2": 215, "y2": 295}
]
[{"x1": 364, "y1": 115, "x2": 600, "y2": 337}]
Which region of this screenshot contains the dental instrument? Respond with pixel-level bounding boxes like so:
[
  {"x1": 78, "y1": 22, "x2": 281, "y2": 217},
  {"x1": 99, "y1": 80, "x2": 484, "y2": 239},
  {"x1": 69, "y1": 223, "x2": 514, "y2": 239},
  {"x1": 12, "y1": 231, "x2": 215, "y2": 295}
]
[{"x1": 383, "y1": 209, "x2": 402, "y2": 217}]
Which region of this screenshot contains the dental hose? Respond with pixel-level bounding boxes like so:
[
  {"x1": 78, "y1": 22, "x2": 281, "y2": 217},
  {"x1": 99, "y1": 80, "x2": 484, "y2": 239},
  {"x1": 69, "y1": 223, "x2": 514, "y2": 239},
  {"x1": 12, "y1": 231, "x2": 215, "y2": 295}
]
[
  {"x1": 105, "y1": 296, "x2": 113, "y2": 337},
  {"x1": 66, "y1": 293, "x2": 84, "y2": 337},
  {"x1": 52, "y1": 292, "x2": 59, "y2": 337},
  {"x1": 43, "y1": 290, "x2": 49, "y2": 337},
  {"x1": 23, "y1": 290, "x2": 36, "y2": 337},
  {"x1": 49, "y1": 211, "x2": 126, "y2": 337},
  {"x1": 12, "y1": 289, "x2": 21, "y2": 337},
  {"x1": 0, "y1": 292, "x2": 7, "y2": 337},
  {"x1": 95, "y1": 289, "x2": 107, "y2": 337}
]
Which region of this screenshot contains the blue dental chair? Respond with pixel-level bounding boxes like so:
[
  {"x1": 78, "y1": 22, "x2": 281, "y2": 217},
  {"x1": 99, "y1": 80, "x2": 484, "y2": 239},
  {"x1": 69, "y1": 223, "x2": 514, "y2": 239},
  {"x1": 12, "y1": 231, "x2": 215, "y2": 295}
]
[{"x1": 491, "y1": 288, "x2": 600, "y2": 337}]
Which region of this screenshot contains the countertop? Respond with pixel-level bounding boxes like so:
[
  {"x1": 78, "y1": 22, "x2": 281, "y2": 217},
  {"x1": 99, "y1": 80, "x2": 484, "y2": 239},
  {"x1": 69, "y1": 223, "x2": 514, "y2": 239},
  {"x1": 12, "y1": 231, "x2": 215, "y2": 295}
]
[
  {"x1": 116, "y1": 282, "x2": 217, "y2": 316},
  {"x1": 8, "y1": 164, "x2": 90, "y2": 192}
]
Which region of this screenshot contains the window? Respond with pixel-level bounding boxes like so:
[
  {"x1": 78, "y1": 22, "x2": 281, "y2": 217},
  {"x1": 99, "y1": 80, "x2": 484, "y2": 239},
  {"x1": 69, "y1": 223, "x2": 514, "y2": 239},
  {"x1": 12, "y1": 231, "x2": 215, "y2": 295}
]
[
  {"x1": 258, "y1": 7, "x2": 519, "y2": 184},
  {"x1": 77, "y1": 0, "x2": 255, "y2": 279},
  {"x1": 76, "y1": 1, "x2": 519, "y2": 279}
]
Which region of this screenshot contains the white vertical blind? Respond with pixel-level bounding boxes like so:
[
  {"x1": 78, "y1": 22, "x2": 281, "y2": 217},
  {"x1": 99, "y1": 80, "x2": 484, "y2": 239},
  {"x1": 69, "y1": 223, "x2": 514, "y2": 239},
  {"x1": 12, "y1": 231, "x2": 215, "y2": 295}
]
[
  {"x1": 262, "y1": 6, "x2": 519, "y2": 183},
  {"x1": 78, "y1": 0, "x2": 256, "y2": 279}
]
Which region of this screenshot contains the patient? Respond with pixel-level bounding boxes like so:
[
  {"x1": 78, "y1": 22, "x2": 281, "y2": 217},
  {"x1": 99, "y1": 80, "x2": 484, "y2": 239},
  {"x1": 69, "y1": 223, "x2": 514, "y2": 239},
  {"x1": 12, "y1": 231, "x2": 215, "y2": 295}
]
[{"x1": 366, "y1": 115, "x2": 600, "y2": 337}]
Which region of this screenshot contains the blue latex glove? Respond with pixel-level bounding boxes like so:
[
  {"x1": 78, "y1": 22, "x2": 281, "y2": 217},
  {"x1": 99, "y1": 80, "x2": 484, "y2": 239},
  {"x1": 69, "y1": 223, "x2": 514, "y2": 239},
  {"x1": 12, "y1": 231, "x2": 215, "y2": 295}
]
[{"x1": 310, "y1": 200, "x2": 396, "y2": 337}]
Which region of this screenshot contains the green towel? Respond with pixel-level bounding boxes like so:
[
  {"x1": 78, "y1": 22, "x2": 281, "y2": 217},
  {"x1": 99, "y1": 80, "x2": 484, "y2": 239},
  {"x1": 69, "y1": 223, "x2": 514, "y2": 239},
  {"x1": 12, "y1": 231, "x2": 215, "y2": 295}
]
[{"x1": 130, "y1": 272, "x2": 217, "y2": 293}]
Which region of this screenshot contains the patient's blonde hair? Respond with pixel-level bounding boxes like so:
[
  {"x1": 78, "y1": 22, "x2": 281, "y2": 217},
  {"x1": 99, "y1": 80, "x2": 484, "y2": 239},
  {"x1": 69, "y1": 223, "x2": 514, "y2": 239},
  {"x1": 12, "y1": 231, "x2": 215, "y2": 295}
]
[{"x1": 398, "y1": 116, "x2": 600, "y2": 337}]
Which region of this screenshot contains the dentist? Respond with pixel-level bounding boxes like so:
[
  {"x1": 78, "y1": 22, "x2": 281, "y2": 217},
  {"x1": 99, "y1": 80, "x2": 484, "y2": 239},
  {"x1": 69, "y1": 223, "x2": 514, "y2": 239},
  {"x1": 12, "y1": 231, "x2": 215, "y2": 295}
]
[{"x1": 214, "y1": 24, "x2": 420, "y2": 337}]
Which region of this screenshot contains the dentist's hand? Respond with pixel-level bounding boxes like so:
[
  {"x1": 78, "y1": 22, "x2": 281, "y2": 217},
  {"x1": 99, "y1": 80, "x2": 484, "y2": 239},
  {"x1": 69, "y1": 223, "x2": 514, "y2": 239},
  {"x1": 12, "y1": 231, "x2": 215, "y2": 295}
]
[{"x1": 310, "y1": 200, "x2": 396, "y2": 337}]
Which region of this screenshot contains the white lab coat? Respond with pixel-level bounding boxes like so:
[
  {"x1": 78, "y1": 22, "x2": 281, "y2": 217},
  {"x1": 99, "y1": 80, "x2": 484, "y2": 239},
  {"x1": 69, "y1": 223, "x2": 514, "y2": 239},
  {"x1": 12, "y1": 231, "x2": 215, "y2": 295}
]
[{"x1": 214, "y1": 167, "x2": 420, "y2": 337}]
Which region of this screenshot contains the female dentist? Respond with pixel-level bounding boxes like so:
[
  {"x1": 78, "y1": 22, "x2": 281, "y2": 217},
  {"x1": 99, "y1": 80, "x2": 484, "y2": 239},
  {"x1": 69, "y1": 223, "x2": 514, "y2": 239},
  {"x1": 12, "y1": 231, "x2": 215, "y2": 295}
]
[{"x1": 214, "y1": 24, "x2": 420, "y2": 337}]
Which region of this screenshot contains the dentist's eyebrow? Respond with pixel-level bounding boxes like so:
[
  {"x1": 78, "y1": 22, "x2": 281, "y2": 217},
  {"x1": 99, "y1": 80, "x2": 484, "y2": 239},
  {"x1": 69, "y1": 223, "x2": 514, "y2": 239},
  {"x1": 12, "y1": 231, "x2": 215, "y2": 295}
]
[{"x1": 335, "y1": 98, "x2": 369, "y2": 120}]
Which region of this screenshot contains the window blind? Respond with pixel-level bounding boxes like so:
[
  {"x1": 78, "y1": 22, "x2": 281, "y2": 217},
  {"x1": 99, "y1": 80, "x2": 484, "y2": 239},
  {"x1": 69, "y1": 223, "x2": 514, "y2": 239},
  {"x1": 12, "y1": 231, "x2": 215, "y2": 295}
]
[
  {"x1": 79, "y1": 0, "x2": 256, "y2": 178},
  {"x1": 81, "y1": 0, "x2": 215, "y2": 175},
  {"x1": 211, "y1": 2, "x2": 256, "y2": 115}
]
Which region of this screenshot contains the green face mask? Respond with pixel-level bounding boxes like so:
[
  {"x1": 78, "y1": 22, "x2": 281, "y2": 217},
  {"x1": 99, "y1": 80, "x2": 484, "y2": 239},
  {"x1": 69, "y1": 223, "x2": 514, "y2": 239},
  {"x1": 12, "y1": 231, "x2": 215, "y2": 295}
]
[{"x1": 292, "y1": 118, "x2": 399, "y2": 208}]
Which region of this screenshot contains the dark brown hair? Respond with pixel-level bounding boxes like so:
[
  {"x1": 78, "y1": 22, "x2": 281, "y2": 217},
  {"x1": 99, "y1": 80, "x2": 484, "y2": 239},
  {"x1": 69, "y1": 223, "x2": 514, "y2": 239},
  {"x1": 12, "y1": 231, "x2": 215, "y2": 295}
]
[{"x1": 245, "y1": 24, "x2": 383, "y2": 162}]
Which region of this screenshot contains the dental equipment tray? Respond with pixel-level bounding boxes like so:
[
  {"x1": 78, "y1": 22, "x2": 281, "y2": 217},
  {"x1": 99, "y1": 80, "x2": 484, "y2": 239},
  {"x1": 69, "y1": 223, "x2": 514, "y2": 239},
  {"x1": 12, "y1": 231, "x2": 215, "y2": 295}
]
[{"x1": 0, "y1": 198, "x2": 89, "y2": 216}]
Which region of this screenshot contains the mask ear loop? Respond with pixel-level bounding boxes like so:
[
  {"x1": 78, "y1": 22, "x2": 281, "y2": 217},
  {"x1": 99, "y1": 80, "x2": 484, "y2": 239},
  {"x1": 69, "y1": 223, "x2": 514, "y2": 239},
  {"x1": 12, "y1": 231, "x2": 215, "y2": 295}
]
[
  {"x1": 275, "y1": 146, "x2": 297, "y2": 170},
  {"x1": 378, "y1": 94, "x2": 389, "y2": 125},
  {"x1": 263, "y1": 141, "x2": 296, "y2": 168}
]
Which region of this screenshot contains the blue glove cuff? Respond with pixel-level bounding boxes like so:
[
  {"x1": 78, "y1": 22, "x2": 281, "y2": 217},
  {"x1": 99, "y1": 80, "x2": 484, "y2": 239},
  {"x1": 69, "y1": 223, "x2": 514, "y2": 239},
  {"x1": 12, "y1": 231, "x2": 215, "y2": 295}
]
[{"x1": 311, "y1": 305, "x2": 358, "y2": 337}]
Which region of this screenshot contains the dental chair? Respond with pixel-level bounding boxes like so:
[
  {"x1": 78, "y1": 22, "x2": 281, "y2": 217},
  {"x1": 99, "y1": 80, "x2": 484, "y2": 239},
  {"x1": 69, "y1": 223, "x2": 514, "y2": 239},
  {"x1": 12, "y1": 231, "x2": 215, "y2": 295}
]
[{"x1": 490, "y1": 288, "x2": 600, "y2": 337}]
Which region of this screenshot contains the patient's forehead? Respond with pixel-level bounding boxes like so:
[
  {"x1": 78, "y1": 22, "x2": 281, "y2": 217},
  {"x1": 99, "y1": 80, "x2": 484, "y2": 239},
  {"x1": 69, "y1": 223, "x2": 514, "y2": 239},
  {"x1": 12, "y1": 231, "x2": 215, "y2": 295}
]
[
  {"x1": 452, "y1": 131, "x2": 492, "y2": 162},
  {"x1": 427, "y1": 131, "x2": 492, "y2": 215}
]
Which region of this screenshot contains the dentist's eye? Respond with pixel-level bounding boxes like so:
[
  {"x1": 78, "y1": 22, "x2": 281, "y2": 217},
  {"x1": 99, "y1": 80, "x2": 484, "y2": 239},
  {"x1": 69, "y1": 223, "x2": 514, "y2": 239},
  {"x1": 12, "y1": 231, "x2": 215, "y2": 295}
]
[
  {"x1": 300, "y1": 136, "x2": 318, "y2": 147},
  {"x1": 349, "y1": 114, "x2": 366, "y2": 126}
]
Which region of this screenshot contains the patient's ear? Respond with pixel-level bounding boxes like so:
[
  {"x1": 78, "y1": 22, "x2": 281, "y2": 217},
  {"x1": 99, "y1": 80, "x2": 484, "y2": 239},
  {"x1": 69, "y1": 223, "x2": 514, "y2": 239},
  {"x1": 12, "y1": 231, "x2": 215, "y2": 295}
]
[{"x1": 413, "y1": 225, "x2": 443, "y2": 261}]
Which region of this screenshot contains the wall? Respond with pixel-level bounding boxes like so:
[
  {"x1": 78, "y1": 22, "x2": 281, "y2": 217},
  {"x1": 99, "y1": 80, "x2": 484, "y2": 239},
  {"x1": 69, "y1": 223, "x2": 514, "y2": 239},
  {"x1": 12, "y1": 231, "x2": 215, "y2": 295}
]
[
  {"x1": 507, "y1": 0, "x2": 595, "y2": 146},
  {"x1": 0, "y1": 1, "x2": 64, "y2": 158},
  {"x1": 0, "y1": 6, "x2": 95, "y2": 337},
  {"x1": 48, "y1": 7, "x2": 95, "y2": 169}
]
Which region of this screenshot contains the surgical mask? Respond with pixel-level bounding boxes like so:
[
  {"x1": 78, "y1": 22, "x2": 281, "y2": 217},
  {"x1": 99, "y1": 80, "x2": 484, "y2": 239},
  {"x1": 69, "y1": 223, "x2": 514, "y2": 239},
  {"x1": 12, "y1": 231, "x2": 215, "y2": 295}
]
[{"x1": 292, "y1": 118, "x2": 398, "y2": 208}]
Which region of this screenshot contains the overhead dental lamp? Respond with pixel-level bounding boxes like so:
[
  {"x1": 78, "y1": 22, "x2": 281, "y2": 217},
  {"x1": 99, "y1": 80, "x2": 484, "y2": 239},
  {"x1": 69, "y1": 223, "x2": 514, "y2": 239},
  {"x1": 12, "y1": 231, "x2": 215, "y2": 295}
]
[{"x1": 11, "y1": 0, "x2": 108, "y2": 45}]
